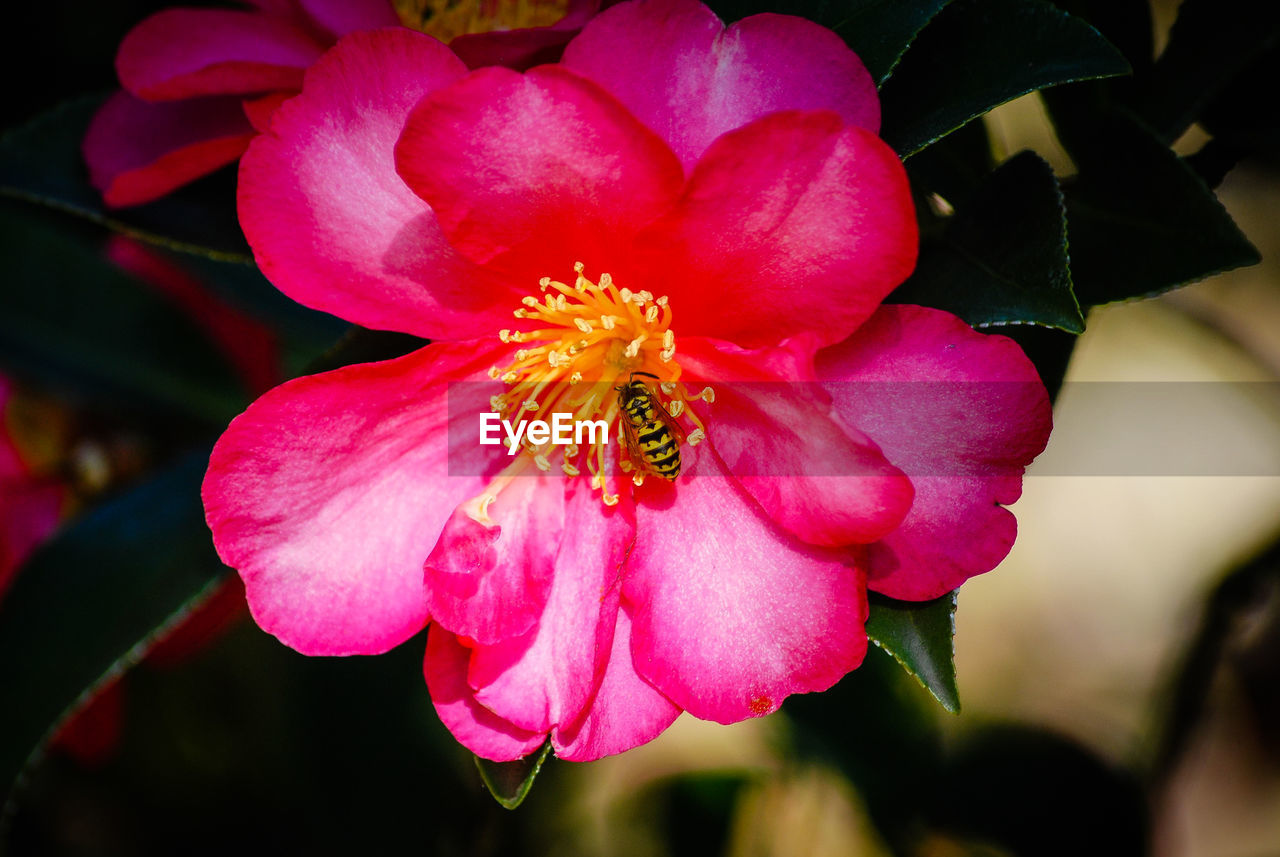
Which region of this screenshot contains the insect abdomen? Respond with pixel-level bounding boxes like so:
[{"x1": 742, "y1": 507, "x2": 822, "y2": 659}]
[{"x1": 622, "y1": 383, "x2": 681, "y2": 479}]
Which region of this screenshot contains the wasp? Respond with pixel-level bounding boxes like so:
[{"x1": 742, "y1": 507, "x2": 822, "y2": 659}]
[{"x1": 615, "y1": 371, "x2": 685, "y2": 481}]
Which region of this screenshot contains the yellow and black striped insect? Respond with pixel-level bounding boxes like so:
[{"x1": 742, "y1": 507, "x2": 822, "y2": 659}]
[{"x1": 616, "y1": 371, "x2": 686, "y2": 481}]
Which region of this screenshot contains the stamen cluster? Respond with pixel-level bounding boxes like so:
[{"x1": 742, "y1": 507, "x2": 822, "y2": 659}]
[{"x1": 483, "y1": 264, "x2": 711, "y2": 505}]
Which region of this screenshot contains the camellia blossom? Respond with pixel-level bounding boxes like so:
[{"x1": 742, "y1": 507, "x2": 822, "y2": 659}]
[
  {"x1": 204, "y1": 0, "x2": 1052, "y2": 761},
  {"x1": 84, "y1": 0, "x2": 603, "y2": 207}
]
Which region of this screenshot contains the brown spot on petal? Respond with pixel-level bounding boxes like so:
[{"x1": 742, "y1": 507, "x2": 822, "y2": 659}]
[{"x1": 749, "y1": 695, "x2": 772, "y2": 716}]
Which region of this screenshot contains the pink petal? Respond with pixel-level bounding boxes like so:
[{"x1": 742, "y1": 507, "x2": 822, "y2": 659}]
[
  {"x1": 423, "y1": 473, "x2": 565, "y2": 645},
  {"x1": 561, "y1": 0, "x2": 878, "y2": 170},
  {"x1": 83, "y1": 91, "x2": 254, "y2": 208},
  {"x1": 449, "y1": 0, "x2": 602, "y2": 70},
  {"x1": 395, "y1": 65, "x2": 684, "y2": 282},
  {"x1": 631, "y1": 110, "x2": 917, "y2": 348},
  {"x1": 296, "y1": 0, "x2": 400, "y2": 38},
  {"x1": 816, "y1": 305, "x2": 1053, "y2": 600},
  {"x1": 554, "y1": 602, "x2": 682, "y2": 761},
  {"x1": 624, "y1": 445, "x2": 869, "y2": 723},
  {"x1": 0, "y1": 375, "x2": 59, "y2": 593},
  {"x1": 241, "y1": 90, "x2": 294, "y2": 134},
  {"x1": 203, "y1": 340, "x2": 503, "y2": 656},
  {"x1": 424, "y1": 627, "x2": 548, "y2": 761},
  {"x1": 466, "y1": 481, "x2": 634, "y2": 732},
  {"x1": 679, "y1": 337, "x2": 913, "y2": 546},
  {"x1": 238, "y1": 28, "x2": 514, "y2": 339},
  {"x1": 116, "y1": 8, "x2": 326, "y2": 100},
  {"x1": 449, "y1": 26, "x2": 580, "y2": 70}
]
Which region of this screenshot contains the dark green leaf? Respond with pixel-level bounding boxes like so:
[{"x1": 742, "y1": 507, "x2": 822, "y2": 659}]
[
  {"x1": 1200, "y1": 43, "x2": 1280, "y2": 154},
  {"x1": 474, "y1": 741, "x2": 553, "y2": 810},
  {"x1": 1047, "y1": 0, "x2": 1153, "y2": 76},
  {"x1": 900, "y1": 114, "x2": 995, "y2": 218},
  {"x1": 0, "y1": 200, "x2": 248, "y2": 423},
  {"x1": 893, "y1": 151, "x2": 1083, "y2": 332},
  {"x1": 865, "y1": 591, "x2": 960, "y2": 713},
  {"x1": 832, "y1": 0, "x2": 954, "y2": 84},
  {"x1": 0, "y1": 450, "x2": 229, "y2": 808},
  {"x1": 879, "y1": 0, "x2": 1130, "y2": 157},
  {"x1": 160, "y1": 252, "x2": 352, "y2": 380},
  {"x1": 303, "y1": 328, "x2": 429, "y2": 376},
  {"x1": 0, "y1": 95, "x2": 251, "y2": 262},
  {"x1": 1060, "y1": 111, "x2": 1260, "y2": 307},
  {"x1": 1129, "y1": 0, "x2": 1280, "y2": 145},
  {"x1": 784, "y1": 648, "x2": 942, "y2": 853}
]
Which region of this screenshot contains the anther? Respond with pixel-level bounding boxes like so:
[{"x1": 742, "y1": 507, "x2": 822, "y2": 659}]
[
  {"x1": 698, "y1": 387, "x2": 715, "y2": 403},
  {"x1": 624, "y1": 335, "x2": 646, "y2": 358},
  {"x1": 574, "y1": 318, "x2": 593, "y2": 333},
  {"x1": 522, "y1": 296, "x2": 539, "y2": 308},
  {"x1": 490, "y1": 395, "x2": 506, "y2": 411},
  {"x1": 688, "y1": 428, "x2": 706, "y2": 446},
  {"x1": 569, "y1": 371, "x2": 583, "y2": 385},
  {"x1": 534, "y1": 454, "x2": 551, "y2": 471},
  {"x1": 660, "y1": 382, "x2": 676, "y2": 395},
  {"x1": 601, "y1": 315, "x2": 617, "y2": 330},
  {"x1": 562, "y1": 462, "x2": 580, "y2": 476},
  {"x1": 632, "y1": 472, "x2": 646, "y2": 487},
  {"x1": 668, "y1": 400, "x2": 684, "y2": 417},
  {"x1": 487, "y1": 366, "x2": 500, "y2": 379},
  {"x1": 619, "y1": 287, "x2": 633, "y2": 302},
  {"x1": 603, "y1": 493, "x2": 619, "y2": 506},
  {"x1": 522, "y1": 399, "x2": 539, "y2": 411},
  {"x1": 539, "y1": 276, "x2": 552, "y2": 289},
  {"x1": 656, "y1": 296, "x2": 668, "y2": 307},
  {"x1": 502, "y1": 371, "x2": 519, "y2": 383},
  {"x1": 645, "y1": 305, "x2": 659, "y2": 323},
  {"x1": 499, "y1": 329, "x2": 511, "y2": 342}
]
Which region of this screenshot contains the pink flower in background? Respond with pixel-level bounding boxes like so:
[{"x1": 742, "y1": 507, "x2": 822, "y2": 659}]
[
  {"x1": 0, "y1": 377, "x2": 65, "y2": 598},
  {"x1": 83, "y1": 0, "x2": 603, "y2": 207},
  {"x1": 203, "y1": 0, "x2": 1051, "y2": 761}
]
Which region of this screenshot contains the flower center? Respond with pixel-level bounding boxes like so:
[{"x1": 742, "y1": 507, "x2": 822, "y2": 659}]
[
  {"x1": 393, "y1": 0, "x2": 570, "y2": 42},
  {"x1": 473, "y1": 264, "x2": 712, "y2": 517}
]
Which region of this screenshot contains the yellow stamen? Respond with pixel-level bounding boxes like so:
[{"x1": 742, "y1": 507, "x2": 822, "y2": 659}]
[{"x1": 470, "y1": 263, "x2": 711, "y2": 507}]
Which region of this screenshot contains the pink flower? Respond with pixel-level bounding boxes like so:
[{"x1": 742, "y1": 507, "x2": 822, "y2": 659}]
[
  {"x1": 83, "y1": 0, "x2": 604, "y2": 208},
  {"x1": 0, "y1": 377, "x2": 65, "y2": 597},
  {"x1": 203, "y1": 0, "x2": 1052, "y2": 761}
]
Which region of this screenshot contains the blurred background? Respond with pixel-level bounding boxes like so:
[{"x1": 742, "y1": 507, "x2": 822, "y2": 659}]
[{"x1": 3, "y1": 0, "x2": 1279, "y2": 854}]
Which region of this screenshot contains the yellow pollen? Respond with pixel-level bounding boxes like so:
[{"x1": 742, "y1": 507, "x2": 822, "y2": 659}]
[
  {"x1": 474, "y1": 263, "x2": 711, "y2": 506},
  {"x1": 394, "y1": 0, "x2": 570, "y2": 43}
]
